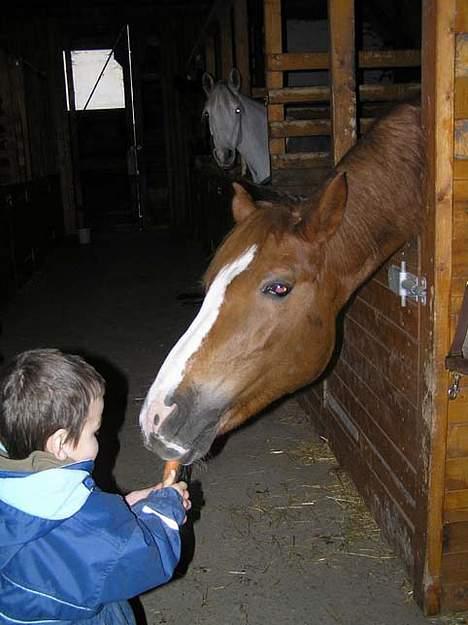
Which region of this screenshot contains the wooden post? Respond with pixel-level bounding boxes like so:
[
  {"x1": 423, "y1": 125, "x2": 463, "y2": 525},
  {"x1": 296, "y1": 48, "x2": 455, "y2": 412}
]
[
  {"x1": 264, "y1": 0, "x2": 284, "y2": 157},
  {"x1": 327, "y1": 0, "x2": 357, "y2": 165},
  {"x1": 416, "y1": 0, "x2": 456, "y2": 615},
  {"x1": 234, "y1": 0, "x2": 251, "y2": 94},
  {"x1": 220, "y1": 4, "x2": 233, "y2": 79},
  {"x1": 63, "y1": 48, "x2": 83, "y2": 229},
  {"x1": 205, "y1": 34, "x2": 216, "y2": 76},
  {"x1": 47, "y1": 23, "x2": 76, "y2": 235}
]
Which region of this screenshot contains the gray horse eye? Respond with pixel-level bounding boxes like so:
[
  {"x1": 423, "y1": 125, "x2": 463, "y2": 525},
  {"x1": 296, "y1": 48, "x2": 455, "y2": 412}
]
[
  {"x1": 203, "y1": 111, "x2": 209, "y2": 118},
  {"x1": 235, "y1": 107, "x2": 241, "y2": 114}
]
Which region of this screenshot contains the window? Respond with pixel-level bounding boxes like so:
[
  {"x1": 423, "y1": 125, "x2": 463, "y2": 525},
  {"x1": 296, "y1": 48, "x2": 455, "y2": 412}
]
[{"x1": 63, "y1": 49, "x2": 125, "y2": 111}]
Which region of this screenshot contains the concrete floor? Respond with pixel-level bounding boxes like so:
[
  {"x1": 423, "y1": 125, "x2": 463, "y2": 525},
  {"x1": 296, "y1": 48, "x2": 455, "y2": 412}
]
[{"x1": 0, "y1": 230, "x2": 463, "y2": 625}]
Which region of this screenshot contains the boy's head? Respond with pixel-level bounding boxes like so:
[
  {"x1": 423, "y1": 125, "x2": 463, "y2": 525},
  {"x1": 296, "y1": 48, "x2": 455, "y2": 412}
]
[{"x1": 0, "y1": 349, "x2": 105, "y2": 462}]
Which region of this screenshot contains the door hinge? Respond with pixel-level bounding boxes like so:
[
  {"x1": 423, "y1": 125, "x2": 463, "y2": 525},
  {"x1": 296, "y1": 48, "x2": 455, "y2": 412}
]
[{"x1": 388, "y1": 261, "x2": 427, "y2": 307}]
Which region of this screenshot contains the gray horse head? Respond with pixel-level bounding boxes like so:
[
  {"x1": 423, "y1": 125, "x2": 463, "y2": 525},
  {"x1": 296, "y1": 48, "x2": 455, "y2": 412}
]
[{"x1": 202, "y1": 68, "x2": 271, "y2": 184}]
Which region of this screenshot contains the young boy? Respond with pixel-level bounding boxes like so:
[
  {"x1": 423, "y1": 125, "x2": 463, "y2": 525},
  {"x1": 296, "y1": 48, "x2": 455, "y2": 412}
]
[{"x1": 0, "y1": 348, "x2": 191, "y2": 625}]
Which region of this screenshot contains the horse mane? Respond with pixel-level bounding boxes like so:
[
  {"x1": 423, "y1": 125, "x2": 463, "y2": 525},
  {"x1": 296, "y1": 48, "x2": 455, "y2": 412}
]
[{"x1": 325, "y1": 101, "x2": 424, "y2": 275}]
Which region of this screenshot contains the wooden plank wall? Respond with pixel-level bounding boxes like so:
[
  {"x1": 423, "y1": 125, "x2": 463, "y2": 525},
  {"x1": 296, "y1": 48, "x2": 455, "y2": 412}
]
[
  {"x1": 440, "y1": 1, "x2": 468, "y2": 611},
  {"x1": 296, "y1": 0, "x2": 424, "y2": 581},
  {"x1": 262, "y1": 0, "x2": 421, "y2": 195}
]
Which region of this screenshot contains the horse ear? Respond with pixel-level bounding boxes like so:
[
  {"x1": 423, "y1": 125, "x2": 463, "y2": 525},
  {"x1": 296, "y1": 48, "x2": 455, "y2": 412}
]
[
  {"x1": 302, "y1": 172, "x2": 347, "y2": 243},
  {"x1": 202, "y1": 72, "x2": 215, "y2": 95},
  {"x1": 228, "y1": 68, "x2": 241, "y2": 93},
  {"x1": 232, "y1": 182, "x2": 257, "y2": 223}
]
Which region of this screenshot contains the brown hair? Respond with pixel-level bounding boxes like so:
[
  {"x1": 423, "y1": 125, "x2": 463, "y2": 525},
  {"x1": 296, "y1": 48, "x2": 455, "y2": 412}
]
[{"x1": 0, "y1": 349, "x2": 105, "y2": 459}]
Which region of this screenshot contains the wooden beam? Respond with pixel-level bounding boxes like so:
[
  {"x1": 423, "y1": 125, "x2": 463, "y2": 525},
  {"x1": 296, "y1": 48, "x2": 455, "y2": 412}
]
[
  {"x1": 219, "y1": 4, "x2": 233, "y2": 79},
  {"x1": 266, "y1": 49, "x2": 421, "y2": 72},
  {"x1": 233, "y1": 0, "x2": 250, "y2": 94},
  {"x1": 417, "y1": 0, "x2": 456, "y2": 614},
  {"x1": 185, "y1": 0, "x2": 228, "y2": 72},
  {"x1": 205, "y1": 34, "x2": 216, "y2": 75},
  {"x1": 328, "y1": 0, "x2": 357, "y2": 164},
  {"x1": 267, "y1": 82, "x2": 420, "y2": 104},
  {"x1": 264, "y1": 0, "x2": 284, "y2": 157},
  {"x1": 271, "y1": 152, "x2": 330, "y2": 168}
]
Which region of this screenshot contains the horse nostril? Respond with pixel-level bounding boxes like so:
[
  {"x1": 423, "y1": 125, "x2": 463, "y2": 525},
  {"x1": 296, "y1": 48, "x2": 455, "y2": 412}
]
[{"x1": 153, "y1": 414, "x2": 160, "y2": 427}]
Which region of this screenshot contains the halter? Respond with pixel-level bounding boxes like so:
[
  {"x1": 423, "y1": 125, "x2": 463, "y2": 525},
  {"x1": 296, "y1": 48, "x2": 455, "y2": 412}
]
[{"x1": 209, "y1": 82, "x2": 243, "y2": 169}]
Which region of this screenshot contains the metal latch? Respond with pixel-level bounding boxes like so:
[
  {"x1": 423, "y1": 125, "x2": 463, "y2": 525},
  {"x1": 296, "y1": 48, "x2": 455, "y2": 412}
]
[{"x1": 388, "y1": 261, "x2": 427, "y2": 307}]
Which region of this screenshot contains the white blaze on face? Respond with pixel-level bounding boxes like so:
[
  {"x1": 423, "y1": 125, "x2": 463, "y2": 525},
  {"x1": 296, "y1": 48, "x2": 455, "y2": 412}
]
[{"x1": 139, "y1": 245, "x2": 257, "y2": 441}]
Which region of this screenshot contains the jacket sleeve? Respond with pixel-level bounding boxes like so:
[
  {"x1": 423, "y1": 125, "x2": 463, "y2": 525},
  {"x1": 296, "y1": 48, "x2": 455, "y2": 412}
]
[{"x1": 100, "y1": 487, "x2": 186, "y2": 602}]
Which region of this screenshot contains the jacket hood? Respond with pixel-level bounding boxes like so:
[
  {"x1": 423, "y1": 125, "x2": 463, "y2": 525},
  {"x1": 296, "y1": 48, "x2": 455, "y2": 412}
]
[{"x1": 0, "y1": 454, "x2": 94, "y2": 566}]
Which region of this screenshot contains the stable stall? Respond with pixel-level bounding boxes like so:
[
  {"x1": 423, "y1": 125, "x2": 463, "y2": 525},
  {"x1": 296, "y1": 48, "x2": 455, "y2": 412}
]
[{"x1": 186, "y1": 0, "x2": 468, "y2": 615}]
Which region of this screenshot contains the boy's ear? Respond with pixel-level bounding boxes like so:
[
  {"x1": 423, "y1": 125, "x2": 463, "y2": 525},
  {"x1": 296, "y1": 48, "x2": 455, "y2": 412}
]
[{"x1": 45, "y1": 428, "x2": 69, "y2": 460}]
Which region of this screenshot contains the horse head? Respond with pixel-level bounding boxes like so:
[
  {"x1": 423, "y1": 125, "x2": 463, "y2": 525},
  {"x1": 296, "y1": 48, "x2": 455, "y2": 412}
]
[
  {"x1": 140, "y1": 102, "x2": 424, "y2": 466},
  {"x1": 139, "y1": 176, "x2": 348, "y2": 464},
  {"x1": 202, "y1": 68, "x2": 271, "y2": 184}
]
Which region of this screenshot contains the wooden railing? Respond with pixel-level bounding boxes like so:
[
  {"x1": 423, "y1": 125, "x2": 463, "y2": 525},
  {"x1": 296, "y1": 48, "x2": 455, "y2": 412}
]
[{"x1": 264, "y1": 0, "x2": 421, "y2": 174}]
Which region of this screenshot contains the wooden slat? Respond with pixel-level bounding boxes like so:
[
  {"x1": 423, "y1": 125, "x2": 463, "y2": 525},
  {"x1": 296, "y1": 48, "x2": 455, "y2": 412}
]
[
  {"x1": 344, "y1": 316, "x2": 419, "y2": 399},
  {"x1": 328, "y1": 0, "x2": 356, "y2": 164},
  {"x1": 446, "y1": 490, "x2": 468, "y2": 512},
  {"x1": 332, "y1": 351, "x2": 420, "y2": 471},
  {"x1": 448, "y1": 424, "x2": 468, "y2": 458},
  {"x1": 319, "y1": 395, "x2": 416, "y2": 569},
  {"x1": 441, "y1": 580, "x2": 468, "y2": 612},
  {"x1": 185, "y1": 0, "x2": 229, "y2": 71},
  {"x1": 455, "y1": 119, "x2": 468, "y2": 157},
  {"x1": 267, "y1": 49, "x2": 420, "y2": 72},
  {"x1": 446, "y1": 457, "x2": 468, "y2": 490},
  {"x1": 443, "y1": 521, "x2": 468, "y2": 553},
  {"x1": 271, "y1": 152, "x2": 330, "y2": 169},
  {"x1": 328, "y1": 373, "x2": 417, "y2": 517},
  {"x1": 456, "y1": 34, "x2": 468, "y2": 76},
  {"x1": 219, "y1": 4, "x2": 233, "y2": 79},
  {"x1": 266, "y1": 82, "x2": 421, "y2": 105},
  {"x1": 264, "y1": 0, "x2": 284, "y2": 155},
  {"x1": 360, "y1": 82, "x2": 421, "y2": 102},
  {"x1": 454, "y1": 159, "x2": 468, "y2": 179},
  {"x1": 357, "y1": 280, "x2": 419, "y2": 337},
  {"x1": 205, "y1": 34, "x2": 216, "y2": 75},
  {"x1": 456, "y1": 0, "x2": 468, "y2": 32},
  {"x1": 455, "y1": 76, "x2": 468, "y2": 119},
  {"x1": 270, "y1": 119, "x2": 331, "y2": 137},
  {"x1": 441, "y1": 552, "x2": 468, "y2": 583}
]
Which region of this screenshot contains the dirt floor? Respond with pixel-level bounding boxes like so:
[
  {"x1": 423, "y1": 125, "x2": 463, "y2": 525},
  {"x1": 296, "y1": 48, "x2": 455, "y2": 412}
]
[{"x1": 0, "y1": 230, "x2": 465, "y2": 625}]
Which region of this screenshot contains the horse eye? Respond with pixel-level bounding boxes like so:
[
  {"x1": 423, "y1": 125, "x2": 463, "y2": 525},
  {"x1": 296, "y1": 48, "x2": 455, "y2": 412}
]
[
  {"x1": 235, "y1": 107, "x2": 241, "y2": 114},
  {"x1": 203, "y1": 111, "x2": 209, "y2": 118},
  {"x1": 262, "y1": 282, "x2": 291, "y2": 298}
]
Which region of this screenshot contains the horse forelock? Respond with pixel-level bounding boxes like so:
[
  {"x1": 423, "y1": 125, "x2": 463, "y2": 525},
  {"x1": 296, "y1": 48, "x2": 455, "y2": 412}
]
[{"x1": 203, "y1": 204, "x2": 302, "y2": 288}]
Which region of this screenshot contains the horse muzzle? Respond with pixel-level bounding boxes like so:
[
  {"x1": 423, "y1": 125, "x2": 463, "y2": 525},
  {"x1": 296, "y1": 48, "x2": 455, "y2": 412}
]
[
  {"x1": 212, "y1": 147, "x2": 236, "y2": 169},
  {"x1": 141, "y1": 386, "x2": 227, "y2": 463}
]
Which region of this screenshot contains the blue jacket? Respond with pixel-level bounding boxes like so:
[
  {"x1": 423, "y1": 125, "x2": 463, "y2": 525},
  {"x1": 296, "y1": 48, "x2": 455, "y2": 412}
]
[{"x1": 0, "y1": 455, "x2": 185, "y2": 624}]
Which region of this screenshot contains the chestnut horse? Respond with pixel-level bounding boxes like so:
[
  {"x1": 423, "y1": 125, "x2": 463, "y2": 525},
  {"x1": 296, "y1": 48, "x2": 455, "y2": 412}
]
[{"x1": 139, "y1": 102, "x2": 425, "y2": 469}]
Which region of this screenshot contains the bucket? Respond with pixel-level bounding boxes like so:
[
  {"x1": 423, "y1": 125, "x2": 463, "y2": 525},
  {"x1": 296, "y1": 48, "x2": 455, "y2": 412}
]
[{"x1": 78, "y1": 227, "x2": 91, "y2": 245}]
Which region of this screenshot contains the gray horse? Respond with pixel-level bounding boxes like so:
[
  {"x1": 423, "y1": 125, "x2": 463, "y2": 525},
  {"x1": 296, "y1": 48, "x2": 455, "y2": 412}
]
[{"x1": 202, "y1": 68, "x2": 271, "y2": 184}]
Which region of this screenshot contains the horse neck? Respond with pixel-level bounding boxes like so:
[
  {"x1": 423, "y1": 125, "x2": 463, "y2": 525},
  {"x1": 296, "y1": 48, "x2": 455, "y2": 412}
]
[
  {"x1": 237, "y1": 95, "x2": 270, "y2": 183},
  {"x1": 324, "y1": 118, "x2": 424, "y2": 308}
]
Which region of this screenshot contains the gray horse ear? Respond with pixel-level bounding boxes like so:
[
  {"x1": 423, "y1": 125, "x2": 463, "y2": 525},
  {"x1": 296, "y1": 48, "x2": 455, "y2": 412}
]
[
  {"x1": 202, "y1": 72, "x2": 215, "y2": 95},
  {"x1": 228, "y1": 68, "x2": 241, "y2": 93},
  {"x1": 232, "y1": 182, "x2": 257, "y2": 223},
  {"x1": 301, "y1": 172, "x2": 347, "y2": 243}
]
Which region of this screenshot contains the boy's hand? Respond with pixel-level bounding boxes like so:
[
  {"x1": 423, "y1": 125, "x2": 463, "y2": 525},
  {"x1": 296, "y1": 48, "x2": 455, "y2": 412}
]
[
  {"x1": 125, "y1": 483, "x2": 163, "y2": 507},
  {"x1": 125, "y1": 470, "x2": 192, "y2": 519},
  {"x1": 162, "y1": 469, "x2": 192, "y2": 522}
]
